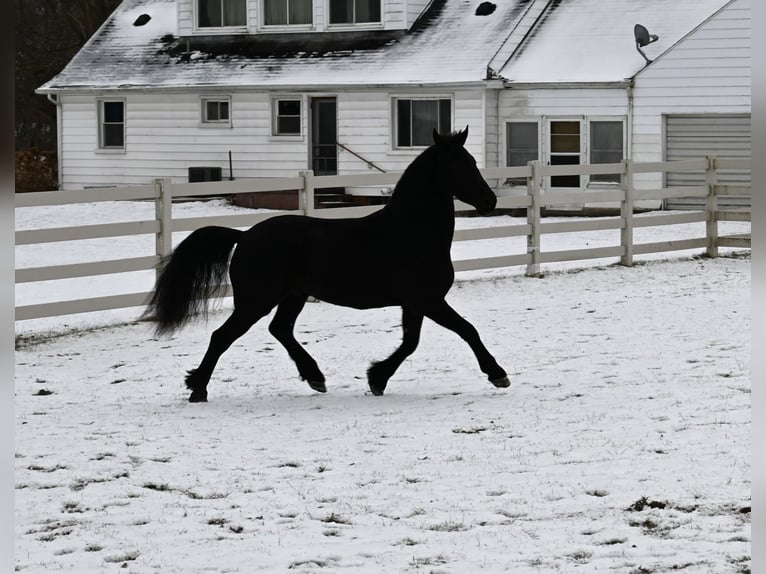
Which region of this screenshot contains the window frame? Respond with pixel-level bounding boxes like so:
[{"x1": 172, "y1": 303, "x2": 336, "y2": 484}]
[
  {"x1": 587, "y1": 117, "x2": 626, "y2": 185},
  {"x1": 392, "y1": 96, "x2": 453, "y2": 150},
  {"x1": 261, "y1": 0, "x2": 313, "y2": 27},
  {"x1": 97, "y1": 99, "x2": 126, "y2": 151},
  {"x1": 271, "y1": 96, "x2": 303, "y2": 137},
  {"x1": 327, "y1": 0, "x2": 382, "y2": 27},
  {"x1": 196, "y1": 0, "x2": 248, "y2": 30},
  {"x1": 201, "y1": 97, "x2": 232, "y2": 126},
  {"x1": 505, "y1": 120, "x2": 540, "y2": 186}
]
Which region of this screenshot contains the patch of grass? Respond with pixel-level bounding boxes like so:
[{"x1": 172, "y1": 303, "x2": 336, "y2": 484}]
[
  {"x1": 320, "y1": 513, "x2": 350, "y2": 525},
  {"x1": 27, "y1": 463, "x2": 67, "y2": 473},
  {"x1": 452, "y1": 426, "x2": 487, "y2": 434},
  {"x1": 103, "y1": 550, "x2": 139, "y2": 563},
  {"x1": 33, "y1": 389, "x2": 54, "y2": 396},
  {"x1": 207, "y1": 517, "x2": 228, "y2": 526},
  {"x1": 567, "y1": 550, "x2": 592, "y2": 564},
  {"x1": 426, "y1": 521, "x2": 469, "y2": 532},
  {"x1": 586, "y1": 489, "x2": 609, "y2": 498},
  {"x1": 183, "y1": 490, "x2": 227, "y2": 500},
  {"x1": 61, "y1": 501, "x2": 85, "y2": 513},
  {"x1": 84, "y1": 543, "x2": 104, "y2": 552},
  {"x1": 142, "y1": 482, "x2": 171, "y2": 492},
  {"x1": 626, "y1": 497, "x2": 667, "y2": 512},
  {"x1": 288, "y1": 558, "x2": 338, "y2": 569},
  {"x1": 71, "y1": 477, "x2": 110, "y2": 491},
  {"x1": 395, "y1": 537, "x2": 421, "y2": 546},
  {"x1": 410, "y1": 554, "x2": 449, "y2": 567},
  {"x1": 53, "y1": 548, "x2": 76, "y2": 556},
  {"x1": 598, "y1": 537, "x2": 627, "y2": 546}
]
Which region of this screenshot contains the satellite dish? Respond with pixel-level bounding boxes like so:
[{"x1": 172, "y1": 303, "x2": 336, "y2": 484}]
[
  {"x1": 634, "y1": 24, "x2": 659, "y2": 47},
  {"x1": 633, "y1": 24, "x2": 659, "y2": 65}
]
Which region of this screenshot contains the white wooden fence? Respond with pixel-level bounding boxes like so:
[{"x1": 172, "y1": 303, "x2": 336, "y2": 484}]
[{"x1": 15, "y1": 157, "x2": 751, "y2": 321}]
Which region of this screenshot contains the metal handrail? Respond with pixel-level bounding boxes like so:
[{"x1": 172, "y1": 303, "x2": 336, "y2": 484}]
[{"x1": 336, "y1": 141, "x2": 386, "y2": 173}]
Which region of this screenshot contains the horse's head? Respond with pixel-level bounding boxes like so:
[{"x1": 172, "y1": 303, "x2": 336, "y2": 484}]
[{"x1": 432, "y1": 127, "x2": 497, "y2": 215}]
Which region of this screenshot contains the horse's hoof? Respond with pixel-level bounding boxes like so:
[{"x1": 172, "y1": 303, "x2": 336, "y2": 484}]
[
  {"x1": 308, "y1": 380, "x2": 327, "y2": 393},
  {"x1": 490, "y1": 376, "x2": 511, "y2": 388},
  {"x1": 368, "y1": 382, "x2": 386, "y2": 396},
  {"x1": 189, "y1": 390, "x2": 208, "y2": 402}
]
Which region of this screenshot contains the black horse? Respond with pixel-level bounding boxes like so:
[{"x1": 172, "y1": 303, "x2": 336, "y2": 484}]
[{"x1": 144, "y1": 127, "x2": 509, "y2": 402}]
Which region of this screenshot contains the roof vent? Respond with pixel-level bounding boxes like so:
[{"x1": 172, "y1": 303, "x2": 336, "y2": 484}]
[
  {"x1": 475, "y1": 2, "x2": 496, "y2": 16},
  {"x1": 634, "y1": 24, "x2": 659, "y2": 65},
  {"x1": 133, "y1": 14, "x2": 151, "y2": 26}
]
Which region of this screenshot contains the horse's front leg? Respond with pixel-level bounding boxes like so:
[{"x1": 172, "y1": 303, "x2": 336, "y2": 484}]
[
  {"x1": 367, "y1": 307, "x2": 424, "y2": 395},
  {"x1": 424, "y1": 300, "x2": 510, "y2": 388},
  {"x1": 269, "y1": 295, "x2": 326, "y2": 393}
]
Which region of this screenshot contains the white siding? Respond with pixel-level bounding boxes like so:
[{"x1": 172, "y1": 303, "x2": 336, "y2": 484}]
[
  {"x1": 632, "y1": 0, "x2": 751, "y2": 190},
  {"x1": 178, "y1": 0, "x2": 193, "y2": 35},
  {"x1": 58, "y1": 88, "x2": 486, "y2": 190}
]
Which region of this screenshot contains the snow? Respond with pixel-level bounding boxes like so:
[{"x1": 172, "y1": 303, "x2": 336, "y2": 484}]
[
  {"x1": 39, "y1": 0, "x2": 730, "y2": 91},
  {"x1": 500, "y1": 0, "x2": 729, "y2": 83},
  {"x1": 14, "y1": 200, "x2": 750, "y2": 572}
]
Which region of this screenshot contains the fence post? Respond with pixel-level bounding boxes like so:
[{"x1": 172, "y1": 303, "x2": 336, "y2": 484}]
[
  {"x1": 299, "y1": 170, "x2": 315, "y2": 216},
  {"x1": 526, "y1": 161, "x2": 542, "y2": 277},
  {"x1": 705, "y1": 155, "x2": 718, "y2": 258},
  {"x1": 620, "y1": 159, "x2": 634, "y2": 267},
  {"x1": 154, "y1": 178, "x2": 173, "y2": 280}
]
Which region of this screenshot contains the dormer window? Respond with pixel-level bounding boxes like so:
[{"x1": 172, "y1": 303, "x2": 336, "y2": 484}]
[
  {"x1": 329, "y1": 0, "x2": 380, "y2": 24},
  {"x1": 264, "y1": 0, "x2": 313, "y2": 26},
  {"x1": 198, "y1": 0, "x2": 247, "y2": 27}
]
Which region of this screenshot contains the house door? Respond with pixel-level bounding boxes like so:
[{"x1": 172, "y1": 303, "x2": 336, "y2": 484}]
[
  {"x1": 311, "y1": 97, "x2": 337, "y2": 176},
  {"x1": 548, "y1": 119, "x2": 582, "y2": 189}
]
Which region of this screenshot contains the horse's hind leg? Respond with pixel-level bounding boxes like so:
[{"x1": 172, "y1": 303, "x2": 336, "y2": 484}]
[
  {"x1": 268, "y1": 295, "x2": 326, "y2": 393},
  {"x1": 424, "y1": 300, "x2": 510, "y2": 389},
  {"x1": 186, "y1": 307, "x2": 264, "y2": 402},
  {"x1": 367, "y1": 307, "x2": 424, "y2": 396}
]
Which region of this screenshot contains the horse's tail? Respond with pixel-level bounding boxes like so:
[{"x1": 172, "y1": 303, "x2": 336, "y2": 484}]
[{"x1": 143, "y1": 226, "x2": 242, "y2": 336}]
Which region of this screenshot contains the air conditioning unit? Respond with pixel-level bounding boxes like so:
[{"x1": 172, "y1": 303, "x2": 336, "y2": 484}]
[{"x1": 188, "y1": 166, "x2": 222, "y2": 183}]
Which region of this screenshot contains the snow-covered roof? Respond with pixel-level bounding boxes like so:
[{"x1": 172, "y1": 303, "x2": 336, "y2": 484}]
[
  {"x1": 498, "y1": 0, "x2": 731, "y2": 84},
  {"x1": 39, "y1": 0, "x2": 533, "y2": 91},
  {"x1": 38, "y1": 0, "x2": 732, "y2": 92}
]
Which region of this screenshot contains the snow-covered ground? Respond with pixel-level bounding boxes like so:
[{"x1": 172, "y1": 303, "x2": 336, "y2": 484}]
[{"x1": 15, "y1": 200, "x2": 751, "y2": 572}]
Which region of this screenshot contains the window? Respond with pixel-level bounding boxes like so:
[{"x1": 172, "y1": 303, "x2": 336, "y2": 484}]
[
  {"x1": 506, "y1": 122, "x2": 538, "y2": 184},
  {"x1": 589, "y1": 120, "x2": 624, "y2": 183},
  {"x1": 549, "y1": 120, "x2": 581, "y2": 188},
  {"x1": 99, "y1": 100, "x2": 125, "y2": 149},
  {"x1": 202, "y1": 98, "x2": 230, "y2": 124},
  {"x1": 329, "y1": 0, "x2": 380, "y2": 24},
  {"x1": 264, "y1": 0, "x2": 312, "y2": 25},
  {"x1": 395, "y1": 98, "x2": 451, "y2": 148},
  {"x1": 198, "y1": 0, "x2": 246, "y2": 27},
  {"x1": 273, "y1": 99, "x2": 302, "y2": 135}
]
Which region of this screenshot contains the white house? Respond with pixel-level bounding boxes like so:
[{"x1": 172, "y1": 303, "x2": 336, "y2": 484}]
[{"x1": 37, "y1": 0, "x2": 750, "y2": 209}]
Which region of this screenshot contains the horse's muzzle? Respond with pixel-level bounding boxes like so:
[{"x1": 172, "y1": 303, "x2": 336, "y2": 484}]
[{"x1": 476, "y1": 194, "x2": 497, "y2": 216}]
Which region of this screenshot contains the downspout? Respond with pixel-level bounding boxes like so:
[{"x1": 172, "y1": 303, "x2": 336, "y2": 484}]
[
  {"x1": 47, "y1": 93, "x2": 63, "y2": 190},
  {"x1": 626, "y1": 80, "x2": 634, "y2": 162}
]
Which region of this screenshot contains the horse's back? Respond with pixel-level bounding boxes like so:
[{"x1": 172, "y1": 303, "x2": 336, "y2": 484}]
[{"x1": 230, "y1": 211, "x2": 452, "y2": 309}]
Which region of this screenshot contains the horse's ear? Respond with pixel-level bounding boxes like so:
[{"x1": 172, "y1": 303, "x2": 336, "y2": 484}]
[
  {"x1": 456, "y1": 126, "x2": 469, "y2": 147},
  {"x1": 433, "y1": 128, "x2": 444, "y2": 146}
]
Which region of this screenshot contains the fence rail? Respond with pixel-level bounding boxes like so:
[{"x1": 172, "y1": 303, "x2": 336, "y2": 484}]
[{"x1": 15, "y1": 157, "x2": 751, "y2": 321}]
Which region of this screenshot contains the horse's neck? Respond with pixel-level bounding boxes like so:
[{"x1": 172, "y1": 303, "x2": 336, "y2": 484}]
[{"x1": 386, "y1": 170, "x2": 455, "y2": 241}]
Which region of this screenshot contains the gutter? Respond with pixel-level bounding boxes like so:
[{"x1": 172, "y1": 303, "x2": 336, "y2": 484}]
[
  {"x1": 46, "y1": 93, "x2": 63, "y2": 190},
  {"x1": 502, "y1": 80, "x2": 632, "y2": 90}
]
